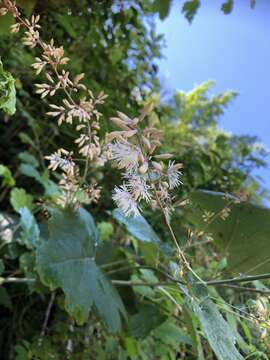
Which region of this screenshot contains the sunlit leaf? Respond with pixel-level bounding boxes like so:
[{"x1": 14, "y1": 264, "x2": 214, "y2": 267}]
[
  {"x1": 10, "y1": 188, "x2": 34, "y2": 212},
  {"x1": 0, "y1": 164, "x2": 15, "y2": 187}
]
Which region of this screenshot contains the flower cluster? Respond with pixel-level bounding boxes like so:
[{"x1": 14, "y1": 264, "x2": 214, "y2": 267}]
[
  {"x1": 2, "y1": 1, "x2": 183, "y2": 216},
  {"x1": 2, "y1": 1, "x2": 107, "y2": 207},
  {"x1": 108, "y1": 106, "x2": 183, "y2": 217}
]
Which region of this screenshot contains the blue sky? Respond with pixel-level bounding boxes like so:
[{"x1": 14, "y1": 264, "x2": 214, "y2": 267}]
[{"x1": 156, "y1": 0, "x2": 270, "y2": 190}]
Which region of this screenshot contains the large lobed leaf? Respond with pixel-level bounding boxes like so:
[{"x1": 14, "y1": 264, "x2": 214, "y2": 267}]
[
  {"x1": 37, "y1": 207, "x2": 126, "y2": 330},
  {"x1": 187, "y1": 190, "x2": 270, "y2": 274}
]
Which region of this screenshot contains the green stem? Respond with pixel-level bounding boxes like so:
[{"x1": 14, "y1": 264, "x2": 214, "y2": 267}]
[
  {"x1": 216, "y1": 284, "x2": 270, "y2": 295},
  {"x1": 204, "y1": 272, "x2": 270, "y2": 286}
]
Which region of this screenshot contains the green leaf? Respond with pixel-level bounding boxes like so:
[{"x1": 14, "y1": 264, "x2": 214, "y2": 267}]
[
  {"x1": 15, "y1": 344, "x2": 29, "y2": 360},
  {"x1": 250, "y1": 0, "x2": 256, "y2": 9},
  {"x1": 37, "y1": 207, "x2": 126, "y2": 329},
  {"x1": 110, "y1": 47, "x2": 123, "y2": 65},
  {"x1": 56, "y1": 14, "x2": 77, "y2": 38},
  {"x1": 152, "y1": 321, "x2": 192, "y2": 347},
  {"x1": 139, "y1": 242, "x2": 159, "y2": 266},
  {"x1": 18, "y1": 151, "x2": 39, "y2": 168},
  {"x1": 10, "y1": 188, "x2": 34, "y2": 213},
  {"x1": 124, "y1": 337, "x2": 139, "y2": 358},
  {"x1": 19, "y1": 207, "x2": 40, "y2": 249},
  {"x1": 17, "y1": 0, "x2": 37, "y2": 17},
  {"x1": 19, "y1": 163, "x2": 40, "y2": 180},
  {"x1": 0, "y1": 164, "x2": 15, "y2": 187},
  {"x1": 187, "y1": 190, "x2": 270, "y2": 274},
  {"x1": 0, "y1": 259, "x2": 4, "y2": 275},
  {"x1": 97, "y1": 221, "x2": 114, "y2": 241},
  {"x1": 182, "y1": 0, "x2": 201, "y2": 23},
  {"x1": 183, "y1": 306, "x2": 205, "y2": 359},
  {"x1": 112, "y1": 209, "x2": 161, "y2": 245},
  {"x1": 221, "y1": 0, "x2": 234, "y2": 14},
  {"x1": 152, "y1": 0, "x2": 171, "y2": 20},
  {"x1": 0, "y1": 59, "x2": 16, "y2": 115},
  {"x1": 0, "y1": 14, "x2": 14, "y2": 36},
  {"x1": 189, "y1": 281, "x2": 244, "y2": 360},
  {"x1": 19, "y1": 163, "x2": 59, "y2": 197},
  {"x1": 112, "y1": 209, "x2": 172, "y2": 257},
  {"x1": 131, "y1": 269, "x2": 158, "y2": 298},
  {"x1": 0, "y1": 287, "x2": 12, "y2": 309},
  {"x1": 128, "y1": 303, "x2": 166, "y2": 339}
]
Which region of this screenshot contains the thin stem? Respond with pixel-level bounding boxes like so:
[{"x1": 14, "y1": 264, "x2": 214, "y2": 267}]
[
  {"x1": 106, "y1": 264, "x2": 185, "y2": 284},
  {"x1": 135, "y1": 133, "x2": 203, "y2": 284},
  {"x1": 217, "y1": 284, "x2": 270, "y2": 295},
  {"x1": 158, "y1": 285, "x2": 183, "y2": 313},
  {"x1": 39, "y1": 292, "x2": 56, "y2": 344},
  {"x1": 100, "y1": 259, "x2": 135, "y2": 270},
  {"x1": 82, "y1": 120, "x2": 92, "y2": 183},
  {"x1": 1, "y1": 277, "x2": 36, "y2": 284},
  {"x1": 111, "y1": 279, "x2": 178, "y2": 287},
  {"x1": 204, "y1": 272, "x2": 270, "y2": 286}
]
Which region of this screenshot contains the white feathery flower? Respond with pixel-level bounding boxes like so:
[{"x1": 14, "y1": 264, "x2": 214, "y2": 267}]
[
  {"x1": 111, "y1": 141, "x2": 140, "y2": 171},
  {"x1": 112, "y1": 185, "x2": 140, "y2": 217},
  {"x1": 126, "y1": 174, "x2": 151, "y2": 202},
  {"x1": 167, "y1": 161, "x2": 183, "y2": 189}
]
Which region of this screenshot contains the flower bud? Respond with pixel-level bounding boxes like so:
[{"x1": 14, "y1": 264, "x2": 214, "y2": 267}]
[
  {"x1": 152, "y1": 161, "x2": 163, "y2": 171},
  {"x1": 138, "y1": 153, "x2": 145, "y2": 164},
  {"x1": 154, "y1": 153, "x2": 173, "y2": 160},
  {"x1": 142, "y1": 136, "x2": 151, "y2": 150},
  {"x1": 139, "y1": 162, "x2": 148, "y2": 174}
]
